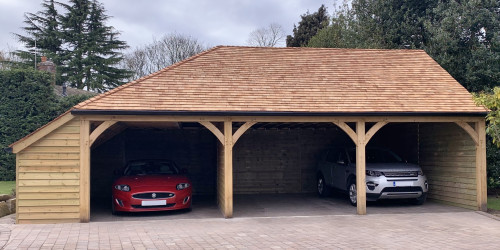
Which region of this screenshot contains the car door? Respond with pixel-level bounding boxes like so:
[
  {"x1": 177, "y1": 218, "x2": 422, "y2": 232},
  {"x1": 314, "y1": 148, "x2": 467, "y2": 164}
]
[
  {"x1": 318, "y1": 149, "x2": 335, "y2": 186},
  {"x1": 331, "y1": 149, "x2": 348, "y2": 189}
]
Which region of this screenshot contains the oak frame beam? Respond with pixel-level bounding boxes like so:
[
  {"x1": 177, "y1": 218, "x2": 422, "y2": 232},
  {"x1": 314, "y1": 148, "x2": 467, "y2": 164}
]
[
  {"x1": 79, "y1": 119, "x2": 91, "y2": 223},
  {"x1": 364, "y1": 121, "x2": 388, "y2": 144},
  {"x1": 199, "y1": 121, "x2": 225, "y2": 144},
  {"x1": 232, "y1": 121, "x2": 257, "y2": 144},
  {"x1": 475, "y1": 121, "x2": 487, "y2": 211},
  {"x1": 355, "y1": 121, "x2": 367, "y2": 215},
  {"x1": 332, "y1": 121, "x2": 358, "y2": 146},
  {"x1": 455, "y1": 121, "x2": 479, "y2": 145},
  {"x1": 223, "y1": 121, "x2": 233, "y2": 218},
  {"x1": 89, "y1": 121, "x2": 117, "y2": 147}
]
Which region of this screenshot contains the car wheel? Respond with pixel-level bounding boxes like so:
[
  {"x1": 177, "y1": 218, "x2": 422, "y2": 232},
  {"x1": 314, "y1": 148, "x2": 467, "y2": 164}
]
[
  {"x1": 413, "y1": 193, "x2": 427, "y2": 205},
  {"x1": 348, "y1": 182, "x2": 357, "y2": 206},
  {"x1": 317, "y1": 175, "x2": 331, "y2": 197},
  {"x1": 111, "y1": 198, "x2": 119, "y2": 215}
]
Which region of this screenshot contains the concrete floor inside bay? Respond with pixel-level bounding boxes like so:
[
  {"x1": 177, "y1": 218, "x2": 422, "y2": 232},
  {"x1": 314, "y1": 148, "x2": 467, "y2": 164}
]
[{"x1": 91, "y1": 193, "x2": 470, "y2": 222}]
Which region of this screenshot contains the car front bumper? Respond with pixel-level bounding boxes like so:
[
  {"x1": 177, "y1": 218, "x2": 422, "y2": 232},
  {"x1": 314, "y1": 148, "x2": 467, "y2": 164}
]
[
  {"x1": 112, "y1": 187, "x2": 192, "y2": 212},
  {"x1": 365, "y1": 175, "x2": 428, "y2": 201}
]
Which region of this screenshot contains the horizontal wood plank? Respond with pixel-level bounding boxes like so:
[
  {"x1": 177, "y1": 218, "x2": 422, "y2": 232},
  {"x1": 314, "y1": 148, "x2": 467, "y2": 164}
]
[
  {"x1": 18, "y1": 159, "x2": 79, "y2": 167},
  {"x1": 18, "y1": 212, "x2": 80, "y2": 220},
  {"x1": 18, "y1": 192, "x2": 79, "y2": 200},
  {"x1": 52, "y1": 126, "x2": 80, "y2": 134},
  {"x1": 18, "y1": 153, "x2": 80, "y2": 160},
  {"x1": 19, "y1": 172, "x2": 80, "y2": 180},
  {"x1": 19, "y1": 179, "x2": 79, "y2": 186},
  {"x1": 18, "y1": 199, "x2": 79, "y2": 207},
  {"x1": 19, "y1": 166, "x2": 79, "y2": 173},
  {"x1": 17, "y1": 205, "x2": 80, "y2": 213},
  {"x1": 18, "y1": 186, "x2": 80, "y2": 193},
  {"x1": 23, "y1": 146, "x2": 80, "y2": 153},
  {"x1": 43, "y1": 133, "x2": 80, "y2": 140},
  {"x1": 17, "y1": 218, "x2": 80, "y2": 224},
  {"x1": 33, "y1": 139, "x2": 79, "y2": 147}
]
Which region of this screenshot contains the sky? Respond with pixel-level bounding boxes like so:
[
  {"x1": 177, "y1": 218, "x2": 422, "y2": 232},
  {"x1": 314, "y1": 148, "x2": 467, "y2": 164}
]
[{"x1": 0, "y1": 0, "x2": 332, "y2": 52}]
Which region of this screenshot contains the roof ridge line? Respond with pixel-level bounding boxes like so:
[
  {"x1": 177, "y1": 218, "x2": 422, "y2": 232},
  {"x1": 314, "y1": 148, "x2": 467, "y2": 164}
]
[
  {"x1": 74, "y1": 45, "x2": 224, "y2": 109},
  {"x1": 213, "y1": 45, "x2": 425, "y2": 52}
]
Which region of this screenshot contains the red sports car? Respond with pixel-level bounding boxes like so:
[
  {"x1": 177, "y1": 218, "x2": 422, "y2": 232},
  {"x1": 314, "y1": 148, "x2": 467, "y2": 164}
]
[{"x1": 111, "y1": 159, "x2": 192, "y2": 214}]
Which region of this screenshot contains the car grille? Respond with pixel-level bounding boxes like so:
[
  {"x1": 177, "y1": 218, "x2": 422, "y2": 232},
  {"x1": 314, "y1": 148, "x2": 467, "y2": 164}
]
[
  {"x1": 381, "y1": 187, "x2": 423, "y2": 193},
  {"x1": 131, "y1": 203, "x2": 176, "y2": 209},
  {"x1": 383, "y1": 171, "x2": 418, "y2": 177},
  {"x1": 132, "y1": 192, "x2": 175, "y2": 199}
]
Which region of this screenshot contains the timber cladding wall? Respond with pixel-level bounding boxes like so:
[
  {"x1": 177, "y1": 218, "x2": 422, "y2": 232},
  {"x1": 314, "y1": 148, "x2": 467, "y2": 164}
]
[
  {"x1": 419, "y1": 123, "x2": 477, "y2": 209},
  {"x1": 16, "y1": 118, "x2": 81, "y2": 224},
  {"x1": 233, "y1": 128, "x2": 345, "y2": 194}
]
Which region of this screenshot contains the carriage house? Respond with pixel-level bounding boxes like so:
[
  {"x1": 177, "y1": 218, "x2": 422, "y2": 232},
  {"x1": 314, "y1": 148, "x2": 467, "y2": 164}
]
[{"x1": 9, "y1": 46, "x2": 488, "y2": 224}]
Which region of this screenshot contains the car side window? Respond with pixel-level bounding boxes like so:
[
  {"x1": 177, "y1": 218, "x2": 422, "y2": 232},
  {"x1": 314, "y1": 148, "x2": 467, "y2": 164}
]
[{"x1": 326, "y1": 149, "x2": 341, "y2": 163}]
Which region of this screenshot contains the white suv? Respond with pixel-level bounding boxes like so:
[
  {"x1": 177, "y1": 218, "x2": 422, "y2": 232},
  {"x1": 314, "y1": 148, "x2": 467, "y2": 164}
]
[{"x1": 316, "y1": 147, "x2": 428, "y2": 205}]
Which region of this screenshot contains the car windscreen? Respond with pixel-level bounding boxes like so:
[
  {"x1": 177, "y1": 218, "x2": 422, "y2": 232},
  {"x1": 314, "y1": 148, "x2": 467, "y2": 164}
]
[
  {"x1": 124, "y1": 161, "x2": 179, "y2": 176},
  {"x1": 348, "y1": 149, "x2": 403, "y2": 164}
]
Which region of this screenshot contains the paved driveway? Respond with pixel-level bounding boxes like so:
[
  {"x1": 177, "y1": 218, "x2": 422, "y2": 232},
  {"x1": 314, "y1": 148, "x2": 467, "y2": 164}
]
[{"x1": 1, "y1": 211, "x2": 500, "y2": 249}]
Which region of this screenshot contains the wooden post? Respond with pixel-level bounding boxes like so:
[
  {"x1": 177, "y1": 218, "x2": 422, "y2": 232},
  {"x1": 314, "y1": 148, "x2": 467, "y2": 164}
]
[
  {"x1": 15, "y1": 157, "x2": 19, "y2": 224},
  {"x1": 79, "y1": 119, "x2": 91, "y2": 222},
  {"x1": 476, "y1": 120, "x2": 487, "y2": 211},
  {"x1": 356, "y1": 121, "x2": 367, "y2": 215},
  {"x1": 223, "y1": 121, "x2": 233, "y2": 218}
]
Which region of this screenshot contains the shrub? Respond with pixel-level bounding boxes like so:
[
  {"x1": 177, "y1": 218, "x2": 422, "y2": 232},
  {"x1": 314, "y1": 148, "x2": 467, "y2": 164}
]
[{"x1": 0, "y1": 69, "x2": 91, "y2": 180}]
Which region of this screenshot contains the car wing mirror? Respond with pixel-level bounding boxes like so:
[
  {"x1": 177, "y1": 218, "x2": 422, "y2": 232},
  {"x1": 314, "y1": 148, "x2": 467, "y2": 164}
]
[{"x1": 180, "y1": 168, "x2": 188, "y2": 174}]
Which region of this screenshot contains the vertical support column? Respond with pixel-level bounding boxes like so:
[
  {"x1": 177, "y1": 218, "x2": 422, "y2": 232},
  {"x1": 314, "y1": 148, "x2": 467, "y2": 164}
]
[
  {"x1": 223, "y1": 121, "x2": 233, "y2": 218},
  {"x1": 356, "y1": 121, "x2": 367, "y2": 215},
  {"x1": 476, "y1": 120, "x2": 487, "y2": 211},
  {"x1": 79, "y1": 119, "x2": 91, "y2": 222},
  {"x1": 15, "y1": 157, "x2": 19, "y2": 224}
]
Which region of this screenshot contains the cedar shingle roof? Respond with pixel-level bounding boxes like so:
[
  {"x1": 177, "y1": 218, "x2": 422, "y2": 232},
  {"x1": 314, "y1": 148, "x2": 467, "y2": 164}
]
[{"x1": 74, "y1": 46, "x2": 486, "y2": 114}]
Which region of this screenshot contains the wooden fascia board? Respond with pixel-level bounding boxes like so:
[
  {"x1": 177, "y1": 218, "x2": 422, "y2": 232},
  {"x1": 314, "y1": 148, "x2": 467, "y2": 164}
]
[
  {"x1": 76, "y1": 115, "x2": 483, "y2": 123},
  {"x1": 11, "y1": 112, "x2": 76, "y2": 153}
]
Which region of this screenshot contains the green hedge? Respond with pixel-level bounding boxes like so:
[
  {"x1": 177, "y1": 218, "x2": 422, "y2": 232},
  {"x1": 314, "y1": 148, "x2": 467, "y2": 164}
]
[{"x1": 0, "y1": 69, "x2": 91, "y2": 180}]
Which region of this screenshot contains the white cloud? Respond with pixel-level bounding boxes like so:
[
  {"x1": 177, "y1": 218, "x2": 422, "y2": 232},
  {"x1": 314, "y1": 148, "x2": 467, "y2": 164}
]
[{"x1": 0, "y1": 0, "x2": 331, "y2": 51}]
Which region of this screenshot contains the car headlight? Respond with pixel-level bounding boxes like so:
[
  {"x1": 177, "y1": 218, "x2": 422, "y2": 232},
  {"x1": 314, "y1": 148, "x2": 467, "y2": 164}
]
[
  {"x1": 366, "y1": 170, "x2": 382, "y2": 177},
  {"x1": 418, "y1": 170, "x2": 424, "y2": 176},
  {"x1": 114, "y1": 184, "x2": 130, "y2": 192},
  {"x1": 176, "y1": 183, "x2": 190, "y2": 190}
]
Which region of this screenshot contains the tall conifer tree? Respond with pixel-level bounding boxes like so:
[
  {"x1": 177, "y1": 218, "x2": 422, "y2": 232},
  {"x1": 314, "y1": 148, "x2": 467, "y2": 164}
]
[
  {"x1": 59, "y1": 0, "x2": 130, "y2": 92},
  {"x1": 15, "y1": 0, "x2": 130, "y2": 92},
  {"x1": 14, "y1": 0, "x2": 63, "y2": 70}
]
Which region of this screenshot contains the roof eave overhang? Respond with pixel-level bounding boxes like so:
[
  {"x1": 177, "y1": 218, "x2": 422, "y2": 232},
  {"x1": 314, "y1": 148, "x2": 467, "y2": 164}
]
[{"x1": 71, "y1": 109, "x2": 488, "y2": 117}]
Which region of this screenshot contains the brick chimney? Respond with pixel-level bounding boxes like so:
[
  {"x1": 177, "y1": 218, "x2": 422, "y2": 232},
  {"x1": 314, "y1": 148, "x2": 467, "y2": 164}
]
[{"x1": 37, "y1": 56, "x2": 56, "y2": 86}]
